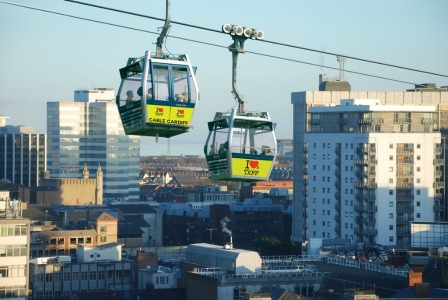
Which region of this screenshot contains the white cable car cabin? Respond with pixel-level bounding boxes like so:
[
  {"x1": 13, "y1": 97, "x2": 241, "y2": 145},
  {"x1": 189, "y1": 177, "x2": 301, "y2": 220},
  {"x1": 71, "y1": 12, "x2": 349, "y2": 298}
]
[
  {"x1": 204, "y1": 109, "x2": 277, "y2": 182},
  {"x1": 116, "y1": 51, "x2": 199, "y2": 138}
]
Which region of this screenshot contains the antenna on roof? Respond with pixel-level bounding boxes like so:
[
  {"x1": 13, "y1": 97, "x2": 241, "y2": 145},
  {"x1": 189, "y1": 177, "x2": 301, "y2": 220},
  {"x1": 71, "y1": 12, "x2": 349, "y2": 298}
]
[{"x1": 336, "y1": 55, "x2": 347, "y2": 81}]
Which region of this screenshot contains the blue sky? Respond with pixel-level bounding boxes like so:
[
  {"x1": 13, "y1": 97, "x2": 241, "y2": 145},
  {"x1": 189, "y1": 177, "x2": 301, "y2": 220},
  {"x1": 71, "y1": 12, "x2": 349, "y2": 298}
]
[{"x1": 1, "y1": 0, "x2": 447, "y2": 155}]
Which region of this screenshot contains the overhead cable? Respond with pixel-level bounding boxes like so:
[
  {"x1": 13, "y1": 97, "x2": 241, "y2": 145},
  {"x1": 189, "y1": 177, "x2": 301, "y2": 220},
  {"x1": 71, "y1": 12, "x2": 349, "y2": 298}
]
[
  {"x1": 62, "y1": 0, "x2": 448, "y2": 79},
  {"x1": 0, "y1": 0, "x2": 441, "y2": 85}
]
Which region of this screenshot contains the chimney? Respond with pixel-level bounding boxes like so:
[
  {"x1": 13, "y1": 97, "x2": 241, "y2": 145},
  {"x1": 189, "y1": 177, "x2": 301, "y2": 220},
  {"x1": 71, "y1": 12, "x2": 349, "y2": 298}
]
[{"x1": 408, "y1": 272, "x2": 423, "y2": 286}]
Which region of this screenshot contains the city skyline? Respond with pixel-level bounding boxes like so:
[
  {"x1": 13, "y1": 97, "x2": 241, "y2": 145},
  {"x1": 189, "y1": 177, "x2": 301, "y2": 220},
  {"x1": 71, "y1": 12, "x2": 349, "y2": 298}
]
[{"x1": 1, "y1": 0, "x2": 447, "y2": 156}]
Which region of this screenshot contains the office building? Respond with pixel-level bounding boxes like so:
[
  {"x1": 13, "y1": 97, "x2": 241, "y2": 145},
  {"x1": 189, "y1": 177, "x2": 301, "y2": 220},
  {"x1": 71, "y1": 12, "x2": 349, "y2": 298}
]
[
  {"x1": 0, "y1": 116, "x2": 46, "y2": 188},
  {"x1": 29, "y1": 243, "x2": 132, "y2": 299},
  {"x1": 0, "y1": 191, "x2": 30, "y2": 299},
  {"x1": 46, "y1": 88, "x2": 140, "y2": 202},
  {"x1": 290, "y1": 79, "x2": 448, "y2": 248}
]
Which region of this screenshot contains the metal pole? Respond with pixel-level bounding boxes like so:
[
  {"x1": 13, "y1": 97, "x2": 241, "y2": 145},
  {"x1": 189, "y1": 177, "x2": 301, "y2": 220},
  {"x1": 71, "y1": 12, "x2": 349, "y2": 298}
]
[{"x1": 156, "y1": 0, "x2": 171, "y2": 56}]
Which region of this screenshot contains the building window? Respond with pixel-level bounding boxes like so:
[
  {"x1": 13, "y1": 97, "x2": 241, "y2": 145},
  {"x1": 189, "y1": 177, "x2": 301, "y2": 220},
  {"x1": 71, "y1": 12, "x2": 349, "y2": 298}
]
[
  {"x1": 100, "y1": 225, "x2": 107, "y2": 232},
  {"x1": 313, "y1": 209, "x2": 316, "y2": 215},
  {"x1": 100, "y1": 235, "x2": 107, "y2": 242},
  {"x1": 417, "y1": 167, "x2": 421, "y2": 172},
  {"x1": 389, "y1": 178, "x2": 393, "y2": 184},
  {"x1": 45, "y1": 273, "x2": 53, "y2": 283},
  {"x1": 389, "y1": 167, "x2": 393, "y2": 172},
  {"x1": 417, "y1": 213, "x2": 421, "y2": 218},
  {"x1": 81, "y1": 271, "x2": 88, "y2": 281},
  {"x1": 70, "y1": 237, "x2": 76, "y2": 244},
  {"x1": 389, "y1": 190, "x2": 393, "y2": 195},
  {"x1": 389, "y1": 144, "x2": 393, "y2": 149},
  {"x1": 389, "y1": 213, "x2": 393, "y2": 219},
  {"x1": 389, "y1": 202, "x2": 393, "y2": 207},
  {"x1": 98, "y1": 271, "x2": 105, "y2": 280},
  {"x1": 416, "y1": 178, "x2": 420, "y2": 183},
  {"x1": 90, "y1": 271, "x2": 96, "y2": 280},
  {"x1": 416, "y1": 190, "x2": 421, "y2": 195},
  {"x1": 417, "y1": 144, "x2": 421, "y2": 149},
  {"x1": 417, "y1": 201, "x2": 420, "y2": 207},
  {"x1": 389, "y1": 225, "x2": 394, "y2": 230},
  {"x1": 389, "y1": 155, "x2": 393, "y2": 160},
  {"x1": 64, "y1": 272, "x2": 71, "y2": 281},
  {"x1": 389, "y1": 236, "x2": 394, "y2": 242}
]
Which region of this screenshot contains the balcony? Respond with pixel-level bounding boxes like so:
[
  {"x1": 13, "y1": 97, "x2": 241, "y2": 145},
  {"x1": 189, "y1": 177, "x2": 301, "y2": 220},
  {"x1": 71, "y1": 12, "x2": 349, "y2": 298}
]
[
  {"x1": 354, "y1": 205, "x2": 363, "y2": 212},
  {"x1": 434, "y1": 170, "x2": 443, "y2": 178},
  {"x1": 339, "y1": 118, "x2": 348, "y2": 125},
  {"x1": 310, "y1": 119, "x2": 320, "y2": 125},
  {"x1": 363, "y1": 217, "x2": 376, "y2": 225},
  {"x1": 421, "y1": 118, "x2": 436, "y2": 124},
  {"x1": 396, "y1": 195, "x2": 414, "y2": 201},
  {"x1": 434, "y1": 147, "x2": 443, "y2": 155},
  {"x1": 365, "y1": 205, "x2": 378, "y2": 213},
  {"x1": 396, "y1": 149, "x2": 414, "y2": 155},
  {"x1": 365, "y1": 228, "x2": 377, "y2": 236},
  {"x1": 334, "y1": 203, "x2": 341, "y2": 211},
  {"x1": 397, "y1": 216, "x2": 414, "y2": 223},
  {"x1": 354, "y1": 182, "x2": 377, "y2": 189},
  {"x1": 433, "y1": 159, "x2": 445, "y2": 166},
  {"x1": 434, "y1": 193, "x2": 443, "y2": 200},
  {"x1": 396, "y1": 182, "x2": 414, "y2": 189},
  {"x1": 396, "y1": 228, "x2": 410, "y2": 236},
  {"x1": 397, "y1": 172, "x2": 414, "y2": 178},
  {"x1": 396, "y1": 205, "x2": 414, "y2": 213},
  {"x1": 434, "y1": 205, "x2": 446, "y2": 212},
  {"x1": 334, "y1": 214, "x2": 341, "y2": 222},
  {"x1": 394, "y1": 118, "x2": 411, "y2": 124},
  {"x1": 397, "y1": 160, "x2": 414, "y2": 166},
  {"x1": 434, "y1": 182, "x2": 445, "y2": 189}
]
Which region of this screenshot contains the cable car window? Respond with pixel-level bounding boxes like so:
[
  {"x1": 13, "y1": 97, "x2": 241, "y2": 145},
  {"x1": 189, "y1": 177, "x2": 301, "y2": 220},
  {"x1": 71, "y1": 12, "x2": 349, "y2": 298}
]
[
  {"x1": 172, "y1": 67, "x2": 189, "y2": 103},
  {"x1": 189, "y1": 71, "x2": 198, "y2": 104},
  {"x1": 118, "y1": 74, "x2": 141, "y2": 106},
  {"x1": 153, "y1": 66, "x2": 169, "y2": 101},
  {"x1": 206, "y1": 127, "x2": 229, "y2": 156},
  {"x1": 136, "y1": 72, "x2": 153, "y2": 101},
  {"x1": 232, "y1": 126, "x2": 275, "y2": 155}
]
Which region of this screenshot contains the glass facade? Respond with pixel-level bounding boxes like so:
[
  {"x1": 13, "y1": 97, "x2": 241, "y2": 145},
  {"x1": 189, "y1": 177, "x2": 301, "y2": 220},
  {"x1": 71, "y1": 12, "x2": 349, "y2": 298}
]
[
  {"x1": 46, "y1": 91, "x2": 140, "y2": 202},
  {"x1": 0, "y1": 132, "x2": 46, "y2": 188},
  {"x1": 411, "y1": 222, "x2": 448, "y2": 249}
]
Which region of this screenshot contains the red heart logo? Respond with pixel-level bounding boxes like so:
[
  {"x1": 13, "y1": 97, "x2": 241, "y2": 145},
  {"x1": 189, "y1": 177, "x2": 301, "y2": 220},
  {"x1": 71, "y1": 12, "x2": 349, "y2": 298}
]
[
  {"x1": 249, "y1": 161, "x2": 258, "y2": 169},
  {"x1": 179, "y1": 110, "x2": 184, "y2": 114},
  {"x1": 158, "y1": 108, "x2": 163, "y2": 112}
]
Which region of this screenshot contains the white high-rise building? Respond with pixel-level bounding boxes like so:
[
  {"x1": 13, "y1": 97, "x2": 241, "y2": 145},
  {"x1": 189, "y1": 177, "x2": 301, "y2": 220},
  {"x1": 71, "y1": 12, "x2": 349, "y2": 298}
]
[
  {"x1": 47, "y1": 88, "x2": 140, "y2": 202},
  {"x1": 305, "y1": 98, "x2": 442, "y2": 247},
  {"x1": 291, "y1": 80, "x2": 448, "y2": 249},
  {"x1": 0, "y1": 191, "x2": 30, "y2": 300}
]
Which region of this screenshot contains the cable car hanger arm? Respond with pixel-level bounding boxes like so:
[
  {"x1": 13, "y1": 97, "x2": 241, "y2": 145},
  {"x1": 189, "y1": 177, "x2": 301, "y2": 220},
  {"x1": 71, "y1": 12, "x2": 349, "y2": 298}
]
[
  {"x1": 156, "y1": 0, "x2": 171, "y2": 56},
  {"x1": 222, "y1": 24, "x2": 264, "y2": 114}
]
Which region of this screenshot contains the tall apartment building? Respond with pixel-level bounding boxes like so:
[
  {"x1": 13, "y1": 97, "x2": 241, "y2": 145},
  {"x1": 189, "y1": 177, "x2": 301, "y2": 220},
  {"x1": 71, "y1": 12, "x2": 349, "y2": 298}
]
[
  {"x1": 46, "y1": 88, "x2": 140, "y2": 202},
  {"x1": 0, "y1": 191, "x2": 30, "y2": 299},
  {"x1": 0, "y1": 116, "x2": 46, "y2": 188},
  {"x1": 290, "y1": 79, "x2": 448, "y2": 248}
]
